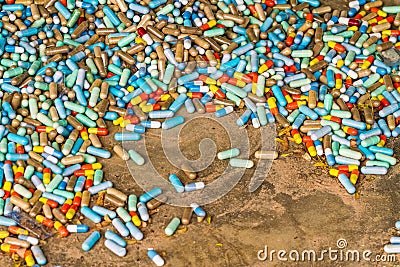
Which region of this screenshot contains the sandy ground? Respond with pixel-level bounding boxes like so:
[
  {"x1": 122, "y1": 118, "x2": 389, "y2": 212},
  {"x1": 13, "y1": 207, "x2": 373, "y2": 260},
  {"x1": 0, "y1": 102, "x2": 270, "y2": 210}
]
[{"x1": 2, "y1": 0, "x2": 400, "y2": 266}]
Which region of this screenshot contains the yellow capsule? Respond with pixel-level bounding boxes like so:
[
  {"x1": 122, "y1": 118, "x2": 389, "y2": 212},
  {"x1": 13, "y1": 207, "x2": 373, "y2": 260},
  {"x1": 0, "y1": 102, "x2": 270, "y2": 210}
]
[
  {"x1": 24, "y1": 250, "x2": 35, "y2": 267},
  {"x1": 3, "y1": 181, "x2": 12, "y2": 192},
  {"x1": 307, "y1": 146, "x2": 317, "y2": 157},
  {"x1": 66, "y1": 208, "x2": 76, "y2": 220},
  {"x1": 160, "y1": 94, "x2": 170, "y2": 101},
  {"x1": 348, "y1": 26, "x2": 358, "y2": 31},
  {"x1": 131, "y1": 214, "x2": 141, "y2": 227},
  {"x1": 267, "y1": 97, "x2": 277, "y2": 110},
  {"x1": 139, "y1": 101, "x2": 147, "y2": 108},
  {"x1": 0, "y1": 231, "x2": 9, "y2": 239},
  {"x1": 127, "y1": 86, "x2": 135, "y2": 92},
  {"x1": 33, "y1": 146, "x2": 44, "y2": 153},
  {"x1": 120, "y1": 119, "x2": 131, "y2": 128},
  {"x1": 376, "y1": 10, "x2": 387, "y2": 17},
  {"x1": 80, "y1": 130, "x2": 89, "y2": 140},
  {"x1": 329, "y1": 169, "x2": 339, "y2": 177},
  {"x1": 130, "y1": 95, "x2": 143, "y2": 105},
  {"x1": 336, "y1": 59, "x2": 344, "y2": 68},
  {"x1": 113, "y1": 117, "x2": 124, "y2": 126},
  {"x1": 347, "y1": 165, "x2": 359, "y2": 171},
  {"x1": 12, "y1": 165, "x2": 18, "y2": 174},
  {"x1": 91, "y1": 163, "x2": 102, "y2": 169},
  {"x1": 317, "y1": 102, "x2": 325, "y2": 108},
  {"x1": 141, "y1": 104, "x2": 154, "y2": 113},
  {"x1": 284, "y1": 94, "x2": 293, "y2": 104}
]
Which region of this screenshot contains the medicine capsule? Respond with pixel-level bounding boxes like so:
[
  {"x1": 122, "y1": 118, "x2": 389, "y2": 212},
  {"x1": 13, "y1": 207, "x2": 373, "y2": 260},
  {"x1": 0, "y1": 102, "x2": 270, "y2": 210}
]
[{"x1": 82, "y1": 231, "x2": 101, "y2": 251}]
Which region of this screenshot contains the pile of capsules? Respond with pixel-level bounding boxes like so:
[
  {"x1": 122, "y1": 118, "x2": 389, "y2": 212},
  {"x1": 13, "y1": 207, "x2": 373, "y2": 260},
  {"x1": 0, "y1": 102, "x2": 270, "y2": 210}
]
[{"x1": 0, "y1": 0, "x2": 399, "y2": 264}]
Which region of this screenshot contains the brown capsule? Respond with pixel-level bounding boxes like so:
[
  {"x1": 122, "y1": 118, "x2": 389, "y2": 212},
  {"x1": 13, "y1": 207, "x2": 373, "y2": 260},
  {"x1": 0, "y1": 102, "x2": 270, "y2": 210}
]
[
  {"x1": 331, "y1": 89, "x2": 342, "y2": 99},
  {"x1": 383, "y1": 74, "x2": 394, "y2": 91},
  {"x1": 336, "y1": 98, "x2": 349, "y2": 111},
  {"x1": 323, "y1": 135, "x2": 332, "y2": 150},
  {"x1": 29, "y1": 201, "x2": 43, "y2": 217},
  {"x1": 363, "y1": 36, "x2": 378, "y2": 48},
  {"x1": 3, "y1": 22, "x2": 17, "y2": 32},
  {"x1": 147, "y1": 25, "x2": 165, "y2": 40},
  {"x1": 205, "y1": 50, "x2": 217, "y2": 67},
  {"x1": 387, "y1": 115, "x2": 396, "y2": 131},
  {"x1": 181, "y1": 207, "x2": 193, "y2": 225},
  {"x1": 349, "y1": 31, "x2": 362, "y2": 45},
  {"x1": 29, "y1": 190, "x2": 42, "y2": 206},
  {"x1": 255, "y1": 150, "x2": 279, "y2": 160},
  {"x1": 179, "y1": 26, "x2": 201, "y2": 35},
  {"x1": 17, "y1": 177, "x2": 35, "y2": 189},
  {"x1": 82, "y1": 190, "x2": 91, "y2": 207},
  {"x1": 193, "y1": 98, "x2": 205, "y2": 114},
  {"x1": 107, "y1": 188, "x2": 128, "y2": 202},
  {"x1": 39, "y1": 132, "x2": 48, "y2": 147},
  {"x1": 79, "y1": 139, "x2": 91, "y2": 153},
  {"x1": 146, "y1": 195, "x2": 167, "y2": 210},
  {"x1": 96, "y1": 118, "x2": 107, "y2": 128},
  {"x1": 45, "y1": 45, "x2": 69, "y2": 56},
  {"x1": 71, "y1": 21, "x2": 89, "y2": 39},
  {"x1": 66, "y1": 176, "x2": 78, "y2": 192},
  {"x1": 247, "y1": 93, "x2": 266, "y2": 103},
  {"x1": 10, "y1": 195, "x2": 30, "y2": 212},
  {"x1": 303, "y1": 120, "x2": 321, "y2": 126},
  {"x1": 222, "y1": 13, "x2": 245, "y2": 24},
  {"x1": 377, "y1": 42, "x2": 393, "y2": 52},
  {"x1": 357, "y1": 69, "x2": 371, "y2": 78},
  {"x1": 308, "y1": 90, "x2": 317, "y2": 109},
  {"x1": 84, "y1": 34, "x2": 100, "y2": 47},
  {"x1": 132, "y1": 106, "x2": 147, "y2": 121},
  {"x1": 314, "y1": 27, "x2": 323, "y2": 43},
  {"x1": 351, "y1": 107, "x2": 361, "y2": 121},
  {"x1": 292, "y1": 2, "x2": 309, "y2": 11},
  {"x1": 104, "y1": 194, "x2": 125, "y2": 207},
  {"x1": 308, "y1": 60, "x2": 327, "y2": 73},
  {"x1": 28, "y1": 151, "x2": 44, "y2": 163},
  {"x1": 43, "y1": 204, "x2": 53, "y2": 219},
  {"x1": 113, "y1": 145, "x2": 129, "y2": 160},
  {"x1": 372, "y1": 22, "x2": 391, "y2": 33},
  {"x1": 155, "y1": 19, "x2": 167, "y2": 30},
  {"x1": 392, "y1": 75, "x2": 400, "y2": 83},
  {"x1": 368, "y1": 82, "x2": 383, "y2": 93},
  {"x1": 357, "y1": 93, "x2": 370, "y2": 105},
  {"x1": 301, "y1": 68, "x2": 316, "y2": 82},
  {"x1": 204, "y1": 37, "x2": 222, "y2": 52},
  {"x1": 275, "y1": 114, "x2": 290, "y2": 127},
  {"x1": 312, "y1": 42, "x2": 324, "y2": 57},
  {"x1": 182, "y1": 162, "x2": 197, "y2": 180},
  {"x1": 364, "y1": 107, "x2": 374, "y2": 125},
  {"x1": 61, "y1": 155, "x2": 85, "y2": 166},
  {"x1": 300, "y1": 124, "x2": 322, "y2": 133},
  {"x1": 49, "y1": 82, "x2": 58, "y2": 99},
  {"x1": 94, "y1": 57, "x2": 106, "y2": 77},
  {"x1": 394, "y1": 12, "x2": 400, "y2": 27},
  {"x1": 89, "y1": 133, "x2": 102, "y2": 148},
  {"x1": 5, "y1": 237, "x2": 30, "y2": 248},
  {"x1": 67, "y1": 115, "x2": 84, "y2": 130},
  {"x1": 361, "y1": 12, "x2": 377, "y2": 21},
  {"x1": 116, "y1": 51, "x2": 135, "y2": 65},
  {"x1": 364, "y1": 0, "x2": 382, "y2": 10},
  {"x1": 52, "y1": 208, "x2": 67, "y2": 224}
]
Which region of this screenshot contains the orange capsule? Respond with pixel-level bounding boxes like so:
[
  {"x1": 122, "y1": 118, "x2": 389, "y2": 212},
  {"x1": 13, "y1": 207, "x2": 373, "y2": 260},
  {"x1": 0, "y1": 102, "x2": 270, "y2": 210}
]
[
  {"x1": 36, "y1": 215, "x2": 54, "y2": 228},
  {"x1": 87, "y1": 128, "x2": 109, "y2": 136},
  {"x1": 8, "y1": 226, "x2": 29, "y2": 235},
  {"x1": 54, "y1": 221, "x2": 69, "y2": 237},
  {"x1": 60, "y1": 199, "x2": 73, "y2": 214},
  {"x1": 342, "y1": 126, "x2": 358, "y2": 136}
]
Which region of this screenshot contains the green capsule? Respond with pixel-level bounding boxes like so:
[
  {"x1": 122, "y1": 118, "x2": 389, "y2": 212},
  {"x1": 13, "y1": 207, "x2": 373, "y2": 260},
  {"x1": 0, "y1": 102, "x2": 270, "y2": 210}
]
[
  {"x1": 85, "y1": 108, "x2": 99, "y2": 121},
  {"x1": 291, "y1": 50, "x2": 313, "y2": 58},
  {"x1": 14, "y1": 184, "x2": 32, "y2": 199},
  {"x1": 332, "y1": 141, "x2": 340, "y2": 156},
  {"x1": 63, "y1": 38, "x2": 80, "y2": 47},
  {"x1": 28, "y1": 98, "x2": 38, "y2": 119},
  {"x1": 156, "y1": 3, "x2": 174, "y2": 16},
  {"x1": 1, "y1": 138, "x2": 8, "y2": 153},
  {"x1": 333, "y1": 130, "x2": 346, "y2": 138},
  {"x1": 77, "y1": 152, "x2": 97, "y2": 164},
  {"x1": 229, "y1": 158, "x2": 254, "y2": 168},
  {"x1": 322, "y1": 35, "x2": 344, "y2": 43},
  {"x1": 66, "y1": 69, "x2": 79, "y2": 88},
  {"x1": 339, "y1": 148, "x2": 362, "y2": 160},
  {"x1": 128, "y1": 194, "x2": 137, "y2": 212},
  {"x1": 327, "y1": 66, "x2": 347, "y2": 78},
  {"x1": 222, "y1": 83, "x2": 247, "y2": 98},
  {"x1": 300, "y1": 57, "x2": 309, "y2": 69},
  {"x1": 52, "y1": 189, "x2": 74, "y2": 200},
  {"x1": 89, "y1": 87, "x2": 100, "y2": 108},
  {"x1": 344, "y1": 50, "x2": 355, "y2": 66},
  {"x1": 226, "y1": 92, "x2": 242, "y2": 106},
  {"x1": 355, "y1": 34, "x2": 369, "y2": 48},
  {"x1": 217, "y1": 2, "x2": 229, "y2": 13},
  {"x1": 36, "y1": 113, "x2": 54, "y2": 127},
  {"x1": 16, "y1": 127, "x2": 26, "y2": 136},
  {"x1": 118, "y1": 33, "x2": 136, "y2": 48},
  {"x1": 152, "y1": 79, "x2": 168, "y2": 91},
  {"x1": 116, "y1": 207, "x2": 131, "y2": 223},
  {"x1": 128, "y1": 150, "x2": 145, "y2": 165},
  {"x1": 86, "y1": 58, "x2": 98, "y2": 74},
  {"x1": 32, "y1": 17, "x2": 45, "y2": 28},
  {"x1": 320, "y1": 44, "x2": 330, "y2": 56},
  {"x1": 287, "y1": 109, "x2": 300, "y2": 123},
  {"x1": 67, "y1": 9, "x2": 81, "y2": 28},
  {"x1": 366, "y1": 160, "x2": 390, "y2": 169},
  {"x1": 24, "y1": 165, "x2": 35, "y2": 179},
  {"x1": 62, "y1": 139, "x2": 74, "y2": 156},
  {"x1": 1, "y1": 58, "x2": 17, "y2": 67},
  {"x1": 34, "y1": 81, "x2": 49, "y2": 91},
  {"x1": 64, "y1": 101, "x2": 86, "y2": 113},
  {"x1": 217, "y1": 148, "x2": 240, "y2": 160},
  {"x1": 108, "y1": 64, "x2": 123, "y2": 75},
  {"x1": 117, "y1": 23, "x2": 125, "y2": 32},
  {"x1": 94, "y1": 170, "x2": 103, "y2": 185},
  {"x1": 42, "y1": 99, "x2": 52, "y2": 110},
  {"x1": 86, "y1": 72, "x2": 95, "y2": 84},
  {"x1": 204, "y1": 28, "x2": 225, "y2": 37},
  {"x1": 162, "y1": 64, "x2": 175, "y2": 84},
  {"x1": 382, "y1": 6, "x2": 400, "y2": 13},
  {"x1": 362, "y1": 73, "x2": 380, "y2": 88},
  {"x1": 165, "y1": 217, "x2": 180, "y2": 236},
  {"x1": 119, "y1": 69, "x2": 131, "y2": 87},
  {"x1": 217, "y1": 19, "x2": 234, "y2": 27},
  {"x1": 0, "y1": 199, "x2": 4, "y2": 216},
  {"x1": 360, "y1": 136, "x2": 380, "y2": 147},
  {"x1": 76, "y1": 114, "x2": 97, "y2": 128},
  {"x1": 31, "y1": 132, "x2": 39, "y2": 146},
  {"x1": 371, "y1": 85, "x2": 386, "y2": 97},
  {"x1": 289, "y1": 78, "x2": 311, "y2": 88},
  {"x1": 330, "y1": 110, "x2": 351, "y2": 119},
  {"x1": 321, "y1": 119, "x2": 340, "y2": 131},
  {"x1": 337, "y1": 31, "x2": 354, "y2": 38},
  {"x1": 4, "y1": 67, "x2": 23, "y2": 78},
  {"x1": 249, "y1": 16, "x2": 262, "y2": 26},
  {"x1": 363, "y1": 44, "x2": 376, "y2": 56},
  {"x1": 375, "y1": 153, "x2": 397, "y2": 166}
]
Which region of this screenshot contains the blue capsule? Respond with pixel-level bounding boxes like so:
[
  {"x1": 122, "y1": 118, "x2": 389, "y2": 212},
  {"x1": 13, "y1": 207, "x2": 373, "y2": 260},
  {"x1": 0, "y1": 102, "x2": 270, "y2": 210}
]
[
  {"x1": 81, "y1": 206, "x2": 102, "y2": 224},
  {"x1": 82, "y1": 231, "x2": 101, "y2": 251},
  {"x1": 139, "y1": 188, "x2": 162, "y2": 203}
]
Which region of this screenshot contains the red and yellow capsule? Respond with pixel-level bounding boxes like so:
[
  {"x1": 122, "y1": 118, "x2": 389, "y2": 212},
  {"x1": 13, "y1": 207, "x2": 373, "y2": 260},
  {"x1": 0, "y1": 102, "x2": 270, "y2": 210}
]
[
  {"x1": 286, "y1": 100, "x2": 307, "y2": 110},
  {"x1": 1, "y1": 243, "x2": 20, "y2": 253},
  {"x1": 258, "y1": 60, "x2": 274, "y2": 74},
  {"x1": 54, "y1": 221, "x2": 69, "y2": 237},
  {"x1": 338, "y1": 165, "x2": 359, "y2": 172},
  {"x1": 328, "y1": 41, "x2": 345, "y2": 53},
  {"x1": 361, "y1": 55, "x2": 374, "y2": 70},
  {"x1": 74, "y1": 170, "x2": 95, "y2": 176},
  {"x1": 8, "y1": 226, "x2": 28, "y2": 235},
  {"x1": 66, "y1": 204, "x2": 79, "y2": 220},
  {"x1": 198, "y1": 75, "x2": 217, "y2": 85},
  {"x1": 291, "y1": 129, "x2": 302, "y2": 144},
  {"x1": 342, "y1": 126, "x2": 358, "y2": 136},
  {"x1": 210, "y1": 84, "x2": 226, "y2": 99},
  {"x1": 335, "y1": 73, "x2": 343, "y2": 89},
  {"x1": 80, "y1": 128, "x2": 89, "y2": 140},
  {"x1": 39, "y1": 197, "x2": 58, "y2": 208},
  {"x1": 24, "y1": 249, "x2": 36, "y2": 267},
  {"x1": 130, "y1": 211, "x2": 141, "y2": 227},
  {"x1": 36, "y1": 126, "x2": 55, "y2": 133},
  {"x1": 60, "y1": 199, "x2": 73, "y2": 214},
  {"x1": 43, "y1": 168, "x2": 51, "y2": 185},
  {"x1": 87, "y1": 128, "x2": 108, "y2": 136},
  {"x1": 350, "y1": 169, "x2": 360, "y2": 185},
  {"x1": 305, "y1": 140, "x2": 317, "y2": 157},
  {"x1": 199, "y1": 19, "x2": 216, "y2": 31},
  {"x1": 36, "y1": 215, "x2": 54, "y2": 228},
  {"x1": 267, "y1": 97, "x2": 279, "y2": 115}
]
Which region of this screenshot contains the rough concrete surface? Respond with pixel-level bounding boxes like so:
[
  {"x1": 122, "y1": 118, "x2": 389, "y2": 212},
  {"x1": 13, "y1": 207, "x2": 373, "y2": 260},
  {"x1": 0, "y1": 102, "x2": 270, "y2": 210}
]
[{"x1": 2, "y1": 0, "x2": 400, "y2": 266}]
